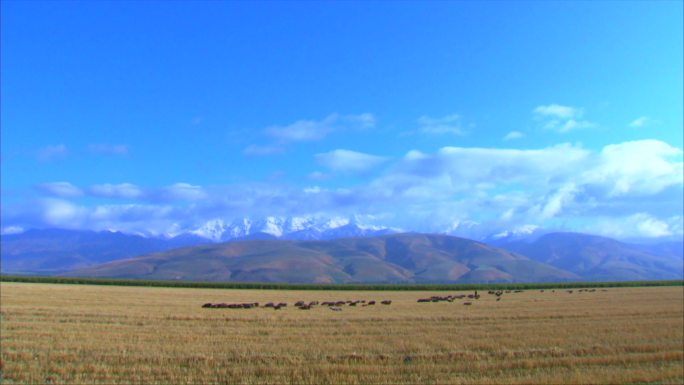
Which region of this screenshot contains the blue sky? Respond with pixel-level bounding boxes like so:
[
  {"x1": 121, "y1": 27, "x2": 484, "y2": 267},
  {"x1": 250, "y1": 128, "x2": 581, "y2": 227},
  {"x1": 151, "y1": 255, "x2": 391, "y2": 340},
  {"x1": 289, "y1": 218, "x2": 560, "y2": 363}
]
[{"x1": 2, "y1": 1, "x2": 682, "y2": 240}]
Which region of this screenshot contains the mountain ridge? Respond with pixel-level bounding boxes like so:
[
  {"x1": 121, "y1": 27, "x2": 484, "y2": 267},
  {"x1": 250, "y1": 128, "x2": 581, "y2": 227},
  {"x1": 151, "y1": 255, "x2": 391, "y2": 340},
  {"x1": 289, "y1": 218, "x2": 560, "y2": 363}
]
[{"x1": 64, "y1": 233, "x2": 580, "y2": 284}]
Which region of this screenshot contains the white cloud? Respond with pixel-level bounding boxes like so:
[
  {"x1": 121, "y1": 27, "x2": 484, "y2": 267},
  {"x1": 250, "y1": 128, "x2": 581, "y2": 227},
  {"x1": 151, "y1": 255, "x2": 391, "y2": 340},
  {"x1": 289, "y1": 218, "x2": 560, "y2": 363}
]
[
  {"x1": 503, "y1": 131, "x2": 524, "y2": 141},
  {"x1": 162, "y1": 183, "x2": 207, "y2": 201},
  {"x1": 588, "y1": 213, "x2": 675, "y2": 239},
  {"x1": 533, "y1": 104, "x2": 595, "y2": 133},
  {"x1": 88, "y1": 144, "x2": 129, "y2": 156},
  {"x1": 5, "y1": 140, "x2": 683, "y2": 240},
  {"x1": 37, "y1": 144, "x2": 68, "y2": 161},
  {"x1": 558, "y1": 119, "x2": 595, "y2": 133},
  {"x1": 265, "y1": 113, "x2": 375, "y2": 143},
  {"x1": 533, "y1": 104, "x2": 581, "y2": 119},
  {"x1": 89, "y1": 183, "x2": 143, "y2": 199},
  {"x1": 37, "y1": 182, "x2": 83, "y2": 198},
  {"x1": 629, "y1": 116, "x2": 653, "y2": 128},
  {"x1": 315, "y1": 149, "x2": 389, "y2": 173},
  {"x1": 303, "y1": 186, "x2": 322, "y2": 194},
  {"x1": 40, "y1": 198, "x2": 85, "y2": 227},
  {"x1": 416, "y1": 114, "x2": 465, "y2": 135},
  {"x1": 582, "y1": 140, "x2": 683, "y2": 197}
]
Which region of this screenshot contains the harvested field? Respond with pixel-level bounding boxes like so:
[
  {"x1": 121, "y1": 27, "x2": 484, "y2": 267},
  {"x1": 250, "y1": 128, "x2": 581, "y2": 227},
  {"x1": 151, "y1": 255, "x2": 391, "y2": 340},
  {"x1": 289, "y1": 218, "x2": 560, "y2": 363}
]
[{"x1": 1, "y1": 282, "x2": 682, "y2": 384}]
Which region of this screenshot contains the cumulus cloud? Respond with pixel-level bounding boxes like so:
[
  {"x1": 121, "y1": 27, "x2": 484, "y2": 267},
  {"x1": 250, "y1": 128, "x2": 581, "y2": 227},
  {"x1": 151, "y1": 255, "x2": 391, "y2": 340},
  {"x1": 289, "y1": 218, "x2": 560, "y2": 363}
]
[
  {"x1": 315, "y1": 149, "x2": 389, "y2": 173},
  {"x1": 88, "y1": 144, "x2": 129, "y2": 156},
  {"x1": 89, "y1": 183, "x2": 143, "y2": 199},
  {"x1": 588, "y1": 213, "x2": 676, "y2": 239},
  {"x1": 533, "y1": 104, "x2": 595, "y2": 133},
  {"x1": 36, "y1": 182, "x2": 83, "y2": 198},
  {"x1": 265, "y1": 113, "x2": 375, "y2": 143},
  {"x1": 39, "y1": 198, "x2": 86, "y2": 227},
  {"x1": 5, "y1": 140, "x2": 682, "y2": 240},
  {"x1": 503, "y1": 131, "x2": 524, "y2": 141},
  {"x1": 416, "y1": 114, "x2": 465, "y2": 135},
  {"x1": 582, "y1": 140, "x2": 683, "y2": 197},
  {"x1": 37, "y1": 144, "x2": 68, "y2": 161}
]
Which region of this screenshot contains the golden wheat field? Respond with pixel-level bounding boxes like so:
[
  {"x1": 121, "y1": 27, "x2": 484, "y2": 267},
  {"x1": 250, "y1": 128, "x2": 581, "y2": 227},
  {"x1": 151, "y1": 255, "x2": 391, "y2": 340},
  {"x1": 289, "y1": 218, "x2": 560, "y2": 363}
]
[{"x1": 0, "y1": 282, "x2": 682, "y2": 385}]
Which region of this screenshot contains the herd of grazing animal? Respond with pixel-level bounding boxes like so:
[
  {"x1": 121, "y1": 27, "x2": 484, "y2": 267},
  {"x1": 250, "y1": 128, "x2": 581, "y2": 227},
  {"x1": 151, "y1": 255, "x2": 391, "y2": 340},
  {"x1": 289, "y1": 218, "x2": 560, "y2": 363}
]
[
  {"x1": 416, "y1": 290, "x2": 483, "y2": 305},
  {"x1": 202, "y1": 298, "x2": 391, "y2": 311},
  {"x1": 202, "y1": 288, "x2": 607, "y2": 310}
]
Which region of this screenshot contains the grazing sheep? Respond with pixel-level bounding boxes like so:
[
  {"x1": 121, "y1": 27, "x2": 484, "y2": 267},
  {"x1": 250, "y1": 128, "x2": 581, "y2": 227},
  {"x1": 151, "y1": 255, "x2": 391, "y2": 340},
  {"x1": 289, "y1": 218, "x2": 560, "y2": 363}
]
[
  {"x1": 463, "y1": 302, "x2": 472, "y2": 306},
  {"x1": 367, "y1": 301, "x2": 375, "y2": 305},
  {"x1": 381, "y1": 300, "x2": 392, "y2": 305}
]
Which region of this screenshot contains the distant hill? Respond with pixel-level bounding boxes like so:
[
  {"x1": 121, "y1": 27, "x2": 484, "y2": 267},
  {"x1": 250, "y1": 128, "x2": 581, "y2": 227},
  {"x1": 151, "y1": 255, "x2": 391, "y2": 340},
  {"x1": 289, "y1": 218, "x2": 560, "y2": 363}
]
[
  {"x1": 0, "y1": 229, "x2": 209, "y2": 274},
  {"x1": 64, "y1": 233, "x2": 579, "y2": 283},
  {"x1": 495, "y1": 232, "x2": 683, "y2": 281}
]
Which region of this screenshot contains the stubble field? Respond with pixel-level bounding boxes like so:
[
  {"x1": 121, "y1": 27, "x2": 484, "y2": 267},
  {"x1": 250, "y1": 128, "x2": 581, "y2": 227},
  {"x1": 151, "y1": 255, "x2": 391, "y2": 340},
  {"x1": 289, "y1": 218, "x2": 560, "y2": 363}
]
[{"x1": 0, "y1": 282, "x2": 682, "y2": 384}]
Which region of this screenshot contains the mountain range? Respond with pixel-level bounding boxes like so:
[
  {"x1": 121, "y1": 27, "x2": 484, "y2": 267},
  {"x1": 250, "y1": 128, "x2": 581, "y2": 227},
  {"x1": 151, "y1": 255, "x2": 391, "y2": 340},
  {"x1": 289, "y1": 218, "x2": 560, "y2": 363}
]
[
  {"x1": 188, "y1": 216, "x2": 398, "y2": 242},
  {"x1": 1, "y1": 225, "x2": 681, "y2": 283},
  {"x1": 64, "y1": 233, "x2": 579, "y2": 283}
]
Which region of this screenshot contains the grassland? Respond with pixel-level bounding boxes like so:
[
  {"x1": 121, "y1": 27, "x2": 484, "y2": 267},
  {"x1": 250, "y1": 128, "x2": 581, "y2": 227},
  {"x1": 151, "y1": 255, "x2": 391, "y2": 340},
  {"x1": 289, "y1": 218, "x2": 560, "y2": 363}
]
[{"x1": 1, "y1": 283, "x2": 682, "y2": 384}]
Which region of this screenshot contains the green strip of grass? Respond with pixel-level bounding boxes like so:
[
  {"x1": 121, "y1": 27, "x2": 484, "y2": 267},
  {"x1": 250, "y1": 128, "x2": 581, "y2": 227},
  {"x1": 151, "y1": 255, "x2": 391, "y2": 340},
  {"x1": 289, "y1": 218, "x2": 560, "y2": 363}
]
[{"x1": 1, "y1": 274, "x2": 682, "y2": 290}]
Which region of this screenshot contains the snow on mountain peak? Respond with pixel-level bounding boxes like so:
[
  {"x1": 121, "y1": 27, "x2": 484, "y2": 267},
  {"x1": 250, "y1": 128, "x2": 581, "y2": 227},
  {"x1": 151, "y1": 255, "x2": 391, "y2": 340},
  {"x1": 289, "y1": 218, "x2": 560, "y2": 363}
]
[
  {"x1": 191, "y1": 218, "x2": 228, "y2": 242},
  {"x1": 322, "y1": 217, "x2": 350, "y2": 230},
  {"x1": 188, "y1": 215, "x2": 395, "y2": 242},
  {"x1": 492, "y1": 224, "x2": 540, "y2": 240}
]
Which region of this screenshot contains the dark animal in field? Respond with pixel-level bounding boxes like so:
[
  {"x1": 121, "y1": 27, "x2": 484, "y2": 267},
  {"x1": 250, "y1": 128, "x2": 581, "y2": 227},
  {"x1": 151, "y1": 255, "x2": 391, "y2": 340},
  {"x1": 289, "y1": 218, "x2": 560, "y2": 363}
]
[
  {"x1": 417, "y1": 299, "x2": 430, "y2": 303},
  {"x1": 330, "y1": 307, "x2": 342, "y2": 311},
  {"x1": 298, "y1": 304, "x2": 311, "y2": 310},
  {"x1": 264, "y1": 302, "x2": 274, "y2": 308},
  {"x1": 336, "y1": 301, "x2": 346, "y2": 306},
  {"x1": 295, "y1": 301, "x2": 306, "y2": 307},
  {"x1": 496, "y1": 298, "x2": 501, "y2": 301},
  {"x1": 278, "y1": 303, "x2": 287, "y2": 307},
  {"x1": 202, "y1": 303, "x2": 212, "y2": 308},
  {"x1": 367, "y1": 301, "x2": 375, "y2": 305},
  {"x1": 381, "y1": 300, "x2": 392, "y2": 305},
  {"x1": 463, "y1": 302, "x2": 472, "y2": 305}
]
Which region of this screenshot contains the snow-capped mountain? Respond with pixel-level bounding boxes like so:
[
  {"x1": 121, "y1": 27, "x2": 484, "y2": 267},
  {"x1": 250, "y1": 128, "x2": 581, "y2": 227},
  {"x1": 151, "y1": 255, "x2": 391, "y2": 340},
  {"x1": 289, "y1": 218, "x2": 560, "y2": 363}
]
[{"x1": 188, "y1": 216, "x2": 400, "y2": 242}]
